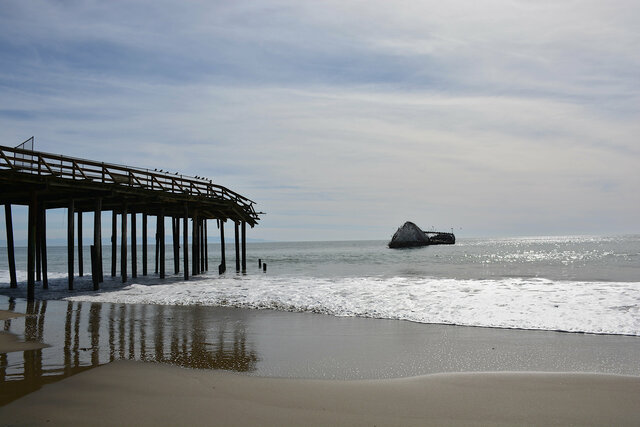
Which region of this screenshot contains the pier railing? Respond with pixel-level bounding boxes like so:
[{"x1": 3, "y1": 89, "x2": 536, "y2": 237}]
[{"x1": 0, "y1": 144, "x2": 257, "y2": 214}]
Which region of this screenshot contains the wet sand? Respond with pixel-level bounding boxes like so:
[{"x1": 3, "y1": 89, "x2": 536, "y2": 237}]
[
  {"x1": 2, "y1": 300, "x2": 640, "y2": 425},
  {"x1": 1, "y1": 360, "x2": 639, "y2": 426}
]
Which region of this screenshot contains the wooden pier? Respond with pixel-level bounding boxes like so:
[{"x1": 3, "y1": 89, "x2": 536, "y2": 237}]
[{"x1": 0, "y1": 142, "x2": 261, "y2": 299}]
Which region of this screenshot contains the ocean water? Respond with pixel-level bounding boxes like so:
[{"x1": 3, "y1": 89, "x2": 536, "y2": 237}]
[{"x1": 1, "y1": 235, "x2": 639, "y2": 336}]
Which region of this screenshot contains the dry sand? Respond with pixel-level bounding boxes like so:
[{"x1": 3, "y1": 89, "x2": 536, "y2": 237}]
[{"x1": 1, "y1": 360, "x2": 639, "y2": 427}]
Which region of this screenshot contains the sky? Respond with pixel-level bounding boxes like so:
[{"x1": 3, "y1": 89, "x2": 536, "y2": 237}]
[{"x1": 1, "y1": 0, "x2": 639, "y2": 242}]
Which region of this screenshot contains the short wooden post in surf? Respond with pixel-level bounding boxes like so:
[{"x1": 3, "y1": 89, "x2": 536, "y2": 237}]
[{"x1": 4, "y1": 204, "x2": 18, "y2": 288}]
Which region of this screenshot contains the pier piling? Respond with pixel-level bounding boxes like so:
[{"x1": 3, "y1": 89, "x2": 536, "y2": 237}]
[
  {"x1": 40, "y1": 207, "x2": 48, "y2": 289},
  {"x1": 183, "y1": 205, "x2": 189, "y2": 280},
  {"x1": 27, "y1": 194, "x2": 36, "y2": 300},
  {"x1": 67, "y1": 200, "x2": 74, "y2": 290},
  {"x1": 121, "y1": 203, "x2": 127, "y2": 283},
  {"x1": 142, "y1": 213, "x2": 148, "y2": 276},
  {"x1": 4, "y1": 204, "x2": 17, "y2": 288},
  {"x1": 111, "y1": 210, "x2": 117, "y2": 277},
  {"x1": 131, "y1": 211, "x2": 137, "y2": 279},
  {"x1": 77, "y1": 212, "x2": 83, "y2": 277}
]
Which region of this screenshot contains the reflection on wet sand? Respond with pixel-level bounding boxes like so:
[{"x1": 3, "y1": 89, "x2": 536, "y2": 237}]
[{"x1": 1, "y1": 298, "x2": 258, "y2": 405}]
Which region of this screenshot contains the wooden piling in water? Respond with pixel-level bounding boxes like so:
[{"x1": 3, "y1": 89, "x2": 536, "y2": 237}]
[
  {"x1": 172, "y1": 217, "x2": 179, "y2": 275},
  {"x1": 183, "y1": 204, "x2": 189, "y2": 280},
  {"x1": 192, "y1": 211, "x2": 199, "y2": 275},
  {"x1": 77, "y1": 212, "x2": 83, "y2": 277},
  {"x1": 235, "y1": 221, "x2": 240, "y2": 273},
  {"x1": 35, "y1": 203, "x2": 41, "y2": 283},
  {"x1": 198, "y1": 218, "x2": 206, "y2": 273},
  {"x1": 159, "y1": 210, "x2": 165, "y2": 279},
  {"x1": 27, "y1": 194, "x2": 37, "y2": 300},
  {"x1": 142, "y1": 213, "x2": 148, "y2": 276},
  {"x1": 121, "y1": 203, "x2": 127, "y2": 283},
  {"x1": 67, "y1": 200, "x2": 74, "y2": 290},
  {"x1": 94, "y1": 198, "x2": 103, "y2": 286},
  {"x1": 241, "y1": 221, "x2": 247, "y2": 273},
  {"x1": 219, "y1": 220, "x2": 226, "y2": 274},
  {"x1": 155, "y1": 219, "x2": 159, "y2": 275},
  {"x1": 204, "y1": 220, "x2": 209, "y2": 272},
  {"x1": 131, "y1": 211, "x2": 137, "y2": 279},
  {"x1": 111, "y1": 210, "x2": 117, "y2": 277},
  {"x1": 4, "y1": 204, "x2": 17, "y2": 288},
  {"x1": 40, "y1": 207, "x2": 48, "y2": 289}
]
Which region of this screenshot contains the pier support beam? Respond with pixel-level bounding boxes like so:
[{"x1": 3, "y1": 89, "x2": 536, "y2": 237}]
[
  {"x1": 93, "y1": 198, "x2": 103, "y2": 287},
  {"x1": 40, "y1": 207, "x2": 48, "y2": 289},
  {"x1": 200, "y1": 219, "x2": 206, "y2": 273},
  {"x1": 35, "y1": 204, "x2": 41, "y2": 282},
  {"x1": 172, "y1": 217, "x2": 179, "y2": 275},
  {"x1": 67, "y1": 200, "x2": 74, "y2": 290},
  {"x1": 204, "y1": 220, "x2": 209, "y2": 272},
  {"x1": 235, "y1": 221, "x2": 240, "y2": 273},
  {"x1": 142, "y1": 213, "x2": 148, "y2": 276},
  {"x1": 192, "y1": 211, "x2": 199, "y2": 275},
  {"x1": 219, "y1": 220, "x2": 226, "y2": 274},
  {"x1": 4, "y1": 204, "x2": 17, "y2": 288},
  {"x1": 183, "y1": 205, "x2": 189, "y2": 280},
  {"x1": 155, "y1": 219, "x2": 159, "y2": 275},
  {"x1": 27, "y1": 194, "x2": 37, "y2": 300},
  {"x1": 241, "y1": 221, "x2": 246, "y2": 274},
  {"x1": 131, "y1": 211, "x2": 137, "y2": 279},
  {"x1": 159, "y1": 210, "x2": 165, "y2": 279},
  {"x1": 111, "y1": 210, "x2": 117, "y2": 277},
  {"x1": 77, "y1": 212, "x2": 83, "y2": 277},
  {"x1": 121, "y1": 203, "x2": 127, "y2": 283}
]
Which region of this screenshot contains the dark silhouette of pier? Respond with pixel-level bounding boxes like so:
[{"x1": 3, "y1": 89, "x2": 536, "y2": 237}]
[{"x1": 1, "y1": 140, "x2": 262, "y2": 299}]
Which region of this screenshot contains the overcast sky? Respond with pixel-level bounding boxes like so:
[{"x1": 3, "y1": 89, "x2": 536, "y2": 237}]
[{"x1": 1, "y1": 0, "x2": 639, "y2": 241}]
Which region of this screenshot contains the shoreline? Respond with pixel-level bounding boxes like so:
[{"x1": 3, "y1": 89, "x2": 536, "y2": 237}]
[{"x1": 1, "y1": 360, "x2": 639, "y2": 426}]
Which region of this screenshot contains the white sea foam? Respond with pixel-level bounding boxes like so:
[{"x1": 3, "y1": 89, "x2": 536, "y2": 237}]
[{"x1": 36, "y1": 274, "x2": 639, "y2": 336}]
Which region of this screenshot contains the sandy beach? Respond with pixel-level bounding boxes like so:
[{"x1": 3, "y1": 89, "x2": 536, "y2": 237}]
[{"x1": 0, "y1": 359, "x2": 639, "y2": 426}]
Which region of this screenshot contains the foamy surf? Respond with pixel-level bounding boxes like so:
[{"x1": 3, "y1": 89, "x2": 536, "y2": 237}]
[{"x1": 52, "y1": 274, "x2": 640, "y2": 336}]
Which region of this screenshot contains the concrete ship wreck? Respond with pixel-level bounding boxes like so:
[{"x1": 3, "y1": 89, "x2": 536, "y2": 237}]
[{"x1": 388, "y1": 221, "x2": 455, "y2": 248}]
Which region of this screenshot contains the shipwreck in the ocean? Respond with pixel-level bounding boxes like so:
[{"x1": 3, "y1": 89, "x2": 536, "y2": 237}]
[{"x1": 388, "y1": 221, "x2": 455, "y2": 248}]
